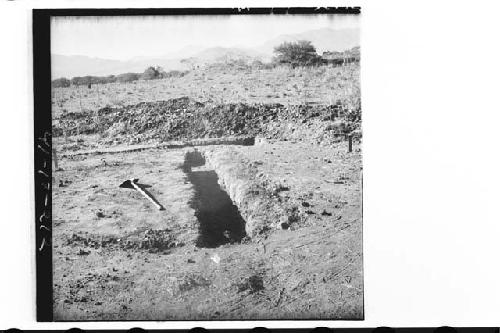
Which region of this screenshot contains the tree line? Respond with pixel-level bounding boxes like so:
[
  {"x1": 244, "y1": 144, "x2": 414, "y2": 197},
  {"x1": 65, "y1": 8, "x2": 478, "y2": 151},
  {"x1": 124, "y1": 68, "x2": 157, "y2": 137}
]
[
  {"x1": 52, "y1": 66, "x2": 188, "y2": 88},
  {"x1": 273, "y1": 40, "x2": 360, "y2": 68}
]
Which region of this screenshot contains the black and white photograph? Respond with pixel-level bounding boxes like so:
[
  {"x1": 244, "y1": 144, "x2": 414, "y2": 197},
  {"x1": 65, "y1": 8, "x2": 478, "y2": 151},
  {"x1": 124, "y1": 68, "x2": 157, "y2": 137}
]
[
  {"x1": 4, "y1": 0, "x2": 500, "y2": 330},
  {"x1": 47, "y1": 9, "x2": 362, "y2": 321}
]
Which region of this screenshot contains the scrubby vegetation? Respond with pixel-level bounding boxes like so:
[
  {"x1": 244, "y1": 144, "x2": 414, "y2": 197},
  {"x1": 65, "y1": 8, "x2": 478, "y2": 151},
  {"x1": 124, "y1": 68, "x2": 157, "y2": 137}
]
[
  {"x1": 273, "y1": 40, "x2": 322, "y2": 67},
  {"x1": 52, "y1": 77, "x2": 71, "y2": 88},
  {"x1": 52, "y1": 62, "x2": 359, "y2": 113},
  {"x1": 54, "y1": 67, "x2": 188, "y2": 87}
]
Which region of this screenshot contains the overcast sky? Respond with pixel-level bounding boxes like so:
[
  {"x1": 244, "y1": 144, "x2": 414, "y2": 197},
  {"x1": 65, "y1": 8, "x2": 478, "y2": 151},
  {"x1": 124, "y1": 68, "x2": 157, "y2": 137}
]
[{"x1": 51, "y1": 14, "x2": 360, "y2": 60}]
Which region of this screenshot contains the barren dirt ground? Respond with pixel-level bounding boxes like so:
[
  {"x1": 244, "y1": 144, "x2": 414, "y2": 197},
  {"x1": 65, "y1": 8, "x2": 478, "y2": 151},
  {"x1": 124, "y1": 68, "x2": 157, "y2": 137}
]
[{"x1": 52, "y1": 140, "x2": 362, "y2": 320}]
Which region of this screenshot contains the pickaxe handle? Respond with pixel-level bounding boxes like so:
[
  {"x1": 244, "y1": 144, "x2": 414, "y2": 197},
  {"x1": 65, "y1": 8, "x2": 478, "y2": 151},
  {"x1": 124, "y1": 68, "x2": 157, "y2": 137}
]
[{"x1": 131, "y1": 181, "x2": 165, "y2": 211}]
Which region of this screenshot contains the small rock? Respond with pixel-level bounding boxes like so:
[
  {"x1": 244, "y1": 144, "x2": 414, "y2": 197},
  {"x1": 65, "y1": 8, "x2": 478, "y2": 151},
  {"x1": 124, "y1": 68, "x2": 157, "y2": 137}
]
[
  {"x1": 95, "y1": 210, "x2": 105, "y2": 218},
  {"x1": 95, "y1": 301, "x2": 102, "y2": 306},
  {"x1": 187, "y1": 258, "x2": 195, "y2": 263},
  {"x1": 222, "y1": 230, "x2": 232, "y2": 241},
  {"x1": 77, "y1": 249, "x2": 90, "y2": 256},
  {"x1": 321, "y1": 210, "x2": 332, "y2": 216},
  {"x1": 210, "y1": 253, "x2": 221, "y2": 264}
]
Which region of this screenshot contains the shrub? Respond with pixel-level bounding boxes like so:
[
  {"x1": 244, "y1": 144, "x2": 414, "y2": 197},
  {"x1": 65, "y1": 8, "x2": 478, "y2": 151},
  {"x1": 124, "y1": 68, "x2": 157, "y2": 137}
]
[
  {"x1": 71, "y1": 76, "x2": 90, "y2": 86},
  {"x1": 162, "y1": 70, "x2": 188, "y2": 78},
  {"x1": 116, "y1": 72, "x2": 141, "y2": 83},
  {"x1": 102, "y1": 75, "x2": 117, "y2": 84},
  {"x1": 141, "y1": 66, "x2": 162, "y2": 80},
  {"x1": 273, "y1": 40, "x2": 321, "y2": 67},
  {"x1": 52, "y1": 77, "x2": 71, "y2": 88}
]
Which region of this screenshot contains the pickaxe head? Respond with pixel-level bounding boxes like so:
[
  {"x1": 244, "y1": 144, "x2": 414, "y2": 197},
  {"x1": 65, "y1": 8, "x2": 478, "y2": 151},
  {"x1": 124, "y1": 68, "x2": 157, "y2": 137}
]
[{"x1": 119, "y1": 178, "x2": 139, "y2": 189}]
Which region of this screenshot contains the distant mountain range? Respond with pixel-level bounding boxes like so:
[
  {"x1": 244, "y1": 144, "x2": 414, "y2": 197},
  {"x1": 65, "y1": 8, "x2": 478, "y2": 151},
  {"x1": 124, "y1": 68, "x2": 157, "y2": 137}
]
[
  {"x1": 51, "y1": 55, "x2": 187, "y2": 79},
  {"x1": 52, "y1": 28, "x2": 360, "y2": 79}
]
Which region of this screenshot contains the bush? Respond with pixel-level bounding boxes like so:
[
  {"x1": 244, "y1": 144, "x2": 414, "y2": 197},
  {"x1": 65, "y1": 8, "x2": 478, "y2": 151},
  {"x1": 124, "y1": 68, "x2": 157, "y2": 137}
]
[
  {"x1": 273, "y1": 40, "x2": 321, "y2": 67},
  {"x1": 142, "y1": 66, "x2": 188, "y2": 80},
  {"x1": 71, "y1": 76, "x2": 90, "y2": 86},
  {"x1": 162, "y1": 70, "x2": 188, "y2": 78},
  {"x1": 141, "y1": 66, "x2": 162, "y2": 80},
  {"x1": 52, "y1": 77, "x2": 71, "y2": 88},
  {"x1": 101, "y1": 75, "x2": 117, "y2": 84},
  {"x1": 321, "y1": 46, "x2": 361, "y2": 66},
  {"x1": 116, "y1": 72, "x2": 141, "y2": 83}
]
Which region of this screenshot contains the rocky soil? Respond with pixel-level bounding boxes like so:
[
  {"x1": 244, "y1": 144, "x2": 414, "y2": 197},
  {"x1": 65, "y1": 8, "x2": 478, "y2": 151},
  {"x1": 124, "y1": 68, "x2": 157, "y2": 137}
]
[{"x1": 53, "y1": 97, "x2": 360, "y2": 148}]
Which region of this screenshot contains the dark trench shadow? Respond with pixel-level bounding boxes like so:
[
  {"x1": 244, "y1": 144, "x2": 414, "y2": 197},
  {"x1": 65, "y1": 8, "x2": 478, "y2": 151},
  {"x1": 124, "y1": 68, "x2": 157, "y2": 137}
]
[
  {"x1": 183, "y1": 149, "x2": 206, "y2": 170},
  {"x1": 183, "y1": 151, "x2": 247, "y2": 248}
]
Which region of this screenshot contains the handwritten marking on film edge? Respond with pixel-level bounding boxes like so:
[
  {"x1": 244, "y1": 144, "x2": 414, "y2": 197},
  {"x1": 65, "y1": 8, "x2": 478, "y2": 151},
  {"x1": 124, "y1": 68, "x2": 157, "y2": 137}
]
[{"x1": 37, "y1": 132, "x2": 51, "y2": 252}]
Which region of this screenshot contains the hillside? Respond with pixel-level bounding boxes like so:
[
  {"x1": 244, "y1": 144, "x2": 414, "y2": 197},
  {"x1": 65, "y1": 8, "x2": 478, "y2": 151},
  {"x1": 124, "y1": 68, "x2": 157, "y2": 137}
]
[{"x1": 180, "y1": 47, "x2": 269, "y2": 67}]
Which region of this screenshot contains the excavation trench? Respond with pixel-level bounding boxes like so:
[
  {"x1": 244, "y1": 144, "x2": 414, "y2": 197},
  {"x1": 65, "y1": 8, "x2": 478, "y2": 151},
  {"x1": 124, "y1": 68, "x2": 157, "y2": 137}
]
[{"x1": 183, "y1": 150, "x2": 247, "y2": 248}]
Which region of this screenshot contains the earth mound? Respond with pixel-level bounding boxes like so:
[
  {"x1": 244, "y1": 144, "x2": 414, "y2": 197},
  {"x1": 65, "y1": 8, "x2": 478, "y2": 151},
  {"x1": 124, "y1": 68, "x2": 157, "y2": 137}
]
[{"x1": 53, "y1": 97, "x2": 361, "y2": 145}]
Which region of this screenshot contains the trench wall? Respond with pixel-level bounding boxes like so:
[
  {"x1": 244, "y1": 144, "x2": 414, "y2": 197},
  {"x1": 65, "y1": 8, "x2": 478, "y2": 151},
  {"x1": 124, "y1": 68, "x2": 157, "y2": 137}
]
[{"x1": 200, "y1": 148, "x2": 297, "y2": 238}]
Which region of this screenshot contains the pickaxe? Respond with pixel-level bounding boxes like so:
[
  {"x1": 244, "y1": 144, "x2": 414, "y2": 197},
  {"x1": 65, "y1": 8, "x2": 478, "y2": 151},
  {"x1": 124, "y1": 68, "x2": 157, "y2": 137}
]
[{"x1": 119, "y1": 178, "x2": 165, "y2": 211}]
